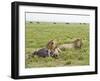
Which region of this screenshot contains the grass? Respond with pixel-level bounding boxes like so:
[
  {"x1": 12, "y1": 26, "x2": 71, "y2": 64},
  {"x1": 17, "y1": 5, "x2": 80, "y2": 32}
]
[{"x1": 25, "y1": 22, "x2": 89, "y2": 68}]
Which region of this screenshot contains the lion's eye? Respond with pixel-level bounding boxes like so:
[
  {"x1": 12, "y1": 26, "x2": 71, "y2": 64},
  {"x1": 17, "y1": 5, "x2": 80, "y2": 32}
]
[{"x1": 51, "y1": 42, "x2": 54, "y2": 44}]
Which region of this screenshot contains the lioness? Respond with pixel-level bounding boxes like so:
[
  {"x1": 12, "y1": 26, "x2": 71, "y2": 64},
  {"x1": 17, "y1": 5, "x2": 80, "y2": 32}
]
[{"x1": 59, "y1": 38, "x2": 82, "y2": 50}]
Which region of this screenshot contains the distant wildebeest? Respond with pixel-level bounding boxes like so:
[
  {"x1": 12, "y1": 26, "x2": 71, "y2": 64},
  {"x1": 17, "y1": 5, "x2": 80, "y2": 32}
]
[
  {"x1": 30, "y1": 21, "x2": 33, "y2": 23},
  {"x1": 36, "y1": 22, "x2": 40, "y2": 24},
  {"x1": 53, "y1": 22, "x2": 56, "y2": 24},
  {"x1": 65, "y1": 23, "x2": 70, "y2": 24},
  {"x1": 58, "y1": 38, "x2": 82, "y2": 50}
]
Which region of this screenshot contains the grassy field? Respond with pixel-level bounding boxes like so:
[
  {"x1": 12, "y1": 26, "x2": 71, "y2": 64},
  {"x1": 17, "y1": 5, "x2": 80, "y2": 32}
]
[{"x1": 25, "y1": 22, "x2": 89, "y2": 68}]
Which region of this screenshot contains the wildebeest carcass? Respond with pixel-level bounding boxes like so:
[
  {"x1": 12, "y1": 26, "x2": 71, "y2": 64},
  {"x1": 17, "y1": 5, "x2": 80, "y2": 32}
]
[{"x1": 32, "y1": 47, "x2": 61, "y2": 58}]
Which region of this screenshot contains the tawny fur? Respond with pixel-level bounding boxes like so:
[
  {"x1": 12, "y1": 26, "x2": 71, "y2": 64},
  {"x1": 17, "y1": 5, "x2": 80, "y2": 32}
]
[
  {"x1": 73, "y1": 38, "x2": 82, "y2": 48},
  {"x1": 59, "y1": 38, "x2": 82, "y2": 50},
  {"x1": 59, "y1": 43, "x2": 74, "y2": 50},
  {"x1": 52, "y1": 46, "x2": 62, "y2": 57},
  {"x1": 46, "y1": 40, "x2": 57, "y2": 56}
]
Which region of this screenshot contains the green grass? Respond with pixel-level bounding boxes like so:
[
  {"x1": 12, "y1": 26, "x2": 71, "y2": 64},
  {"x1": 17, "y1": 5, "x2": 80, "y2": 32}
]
[{"x1": 25, "y1": 22, "x2": 89, "y2": 68}]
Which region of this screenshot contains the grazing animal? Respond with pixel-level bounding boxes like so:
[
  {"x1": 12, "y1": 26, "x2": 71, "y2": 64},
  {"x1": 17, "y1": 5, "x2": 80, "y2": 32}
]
[{"x1": 59, "y1": 38, "x2": 82, "y2": 50}]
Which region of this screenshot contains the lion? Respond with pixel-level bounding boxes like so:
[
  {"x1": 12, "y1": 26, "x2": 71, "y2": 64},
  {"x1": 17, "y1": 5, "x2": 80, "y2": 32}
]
[
  {"x1": 58, "y1": 38, "x2": 82, "y2": 50},
  {"x1": 73, "y1": 38, "x2": 82, "y2": 48},
  {"x1": 51, "y1": 46, "x2": 62, "y2": 58},
  {"x1": 46, "y1": 39, "x2": 58, "y2": 56}
]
